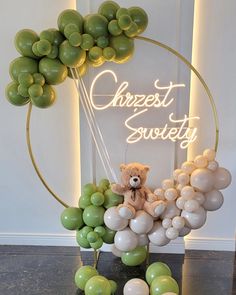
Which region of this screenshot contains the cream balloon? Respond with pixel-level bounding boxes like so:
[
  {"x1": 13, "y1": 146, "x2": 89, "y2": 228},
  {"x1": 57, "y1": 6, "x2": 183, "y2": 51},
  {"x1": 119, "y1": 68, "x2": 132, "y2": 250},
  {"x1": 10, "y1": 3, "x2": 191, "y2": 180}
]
[
  {"x1": 176, "y1": 197, "x2": 186, "y2": 210},
  {"x1": 114, "y1": 228, "x2": 138, "y2": 252},
  {"x1": 190, "y1": 168, "x2": 214, "y2": 192},
  {"x1": 181, "y1": 186, "x2": 195, "y2": 200},
  {"x1": 162, "y1": 179, "x2": 174, "y2": 190},
  {"x1": 207, "y1": 160, "x2": 219, "y2": 172},
  {"x1": 172, "y1": 216, "x2": 185, "y2": 230},
  {"x1": 138, "y1": 234, "x2": 149, "y2": 246},
  {"x1": 181, "y1": 161, "x2": 196, "y2": 175},
  {"x1": 203, "y1": 190, "x2": 224, "y2": 211},
  {"x1": 165, "y1": 188, "x2": 178, "y2": 201},
  {"x1": 194, "y1": 192, "x2": 205, "y2": 205},
  {"x1": 177, "y1": 173, "x2": 190, "y2": 185},
  {"x1": 154, "y1": 188, "x2": 165, "y2": 200},
  {"x1": 111, "y1": 244, "x2": 123, "y2": 257},
  {"x1": 161, "y1": 201, "x2": 181, "y2": 219},
  {"x1": 129, "y1": 210, "x2": 154, "y2": 234},
  {"x1": 181, "y1": 207, "x2": 207, "y2": 229},
  {"x1": 148, "y1": 221, "x2": 170, "y2": 246},
  {"x1": 104, "y1": 206, "x2": 128, "y2": 231},
  {"x1": 162, "y1": 218, "x2": 172, "y2": 229},
  {"x1": 194, "y1": 155, "x2": 208, "y2": 168},
  {"x1": 179, "y1": 226, "x2": 191, "y2": 237},
  {"x1": 166, "y1": 227, "x2": 179, "y2": 240},
  {"x1": 123, "y1": 279, "x2": 149, "y2": 295},
  {"x1": 184, "y1": 199, "x2": 200, "y2": 212},
  {"x1": 173, "y1": 169, "x2": 182, "y2": 181},
  {"x1": 213, "y1": 167, "x2": 232, "y2": 190},
  {"x1": 203, "y1": 148, "x2": 216, "y2": 161}
]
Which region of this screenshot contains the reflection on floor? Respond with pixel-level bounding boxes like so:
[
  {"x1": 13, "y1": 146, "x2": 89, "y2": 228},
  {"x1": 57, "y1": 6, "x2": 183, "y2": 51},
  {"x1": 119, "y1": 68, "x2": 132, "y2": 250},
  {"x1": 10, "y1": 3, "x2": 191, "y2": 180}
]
[{"x1": 0, "y1": 246, "x2": 235, "y2": 295}]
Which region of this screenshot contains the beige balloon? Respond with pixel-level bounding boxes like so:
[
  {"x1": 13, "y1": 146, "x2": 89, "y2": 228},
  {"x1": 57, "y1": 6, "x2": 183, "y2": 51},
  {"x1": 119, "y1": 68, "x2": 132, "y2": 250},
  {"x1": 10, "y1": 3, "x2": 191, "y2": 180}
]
[
  {"x1": 166, "y1": 227, "x2": 179, "y2": 240},
  {"x1": 161, "y1": 201, "x2": 181, "y2": 219},
  {"x1": 111, "y1": 244, "x2": 123, "y2": 257},
  {"x1": 181, "y1": 207, "x2": 207, "y2": 229},
  {"x1": 213, "y1": 167, "x2": 232, "y2": 190},
  {"x1": 104, "y1": 206, "x2": 128, "y2": 231},
  {"x1": 114, "y1": 227, "x2": 138, "y2": 252},
  {"x1": 179, "y1": 226, "x2": 191, "y2": 237},
  {"x1": 190, "y1": 168, "x2": 214, "y2": 192},
  {"x1": 148, "y1": 221, "x2": 170, "y2": 246},
  {"x1": 123, "y1": 279, "x2": 149, "y2": 295},
  {"x1": 129, "y1": 210, "x2": 154, "y2": 234},
  {"x1": 203, "y1": 190, "x2": 224, "y2": 211}
]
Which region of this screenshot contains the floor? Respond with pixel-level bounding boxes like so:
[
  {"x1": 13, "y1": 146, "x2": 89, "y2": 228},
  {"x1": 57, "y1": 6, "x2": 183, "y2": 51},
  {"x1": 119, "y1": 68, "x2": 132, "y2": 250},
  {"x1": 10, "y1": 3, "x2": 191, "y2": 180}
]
[{"x1": 0, "y1": 246, "x2": 235, "y2": 295}]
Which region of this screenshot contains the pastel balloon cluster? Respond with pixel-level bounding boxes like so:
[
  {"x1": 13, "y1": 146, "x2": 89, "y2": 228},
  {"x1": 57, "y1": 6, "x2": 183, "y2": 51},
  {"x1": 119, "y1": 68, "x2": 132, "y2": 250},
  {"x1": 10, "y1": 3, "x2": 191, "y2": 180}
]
[
  {"x1": 74, "y1": 265, "x2": 117, "y2": 294},
  {"x1": 6, "y1": 1, "x2": 148, "y2": 108},
  {"x1": 123, "y1": 262, "x2": 179, "y2": 295},
  {"x1": 61, "y1": 179, "x2": 124, "y2": 250}
]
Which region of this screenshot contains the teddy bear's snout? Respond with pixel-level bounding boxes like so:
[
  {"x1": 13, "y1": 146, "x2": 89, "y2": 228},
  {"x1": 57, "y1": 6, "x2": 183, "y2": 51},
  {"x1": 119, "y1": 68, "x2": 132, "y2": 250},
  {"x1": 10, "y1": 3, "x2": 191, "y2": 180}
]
[{"x1": 129, "y1": 176, "x2": 141, "y2": 188}]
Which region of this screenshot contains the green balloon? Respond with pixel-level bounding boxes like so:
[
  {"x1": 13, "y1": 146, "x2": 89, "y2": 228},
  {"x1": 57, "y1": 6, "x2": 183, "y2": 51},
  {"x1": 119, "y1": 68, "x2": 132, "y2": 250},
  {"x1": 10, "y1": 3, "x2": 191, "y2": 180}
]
[
  {"x1": 64, "y1": 23, "x2": 79, "y2": 39},
  {"x1": 32, "y1": 42, "x2": 44, "y2": 57},
  {"x1": 116, "y1": 8, "x2": 130, "y2": 19},
  {"x1": 90, "y1": 237, "x2": 103, "y2": 250},
  {"x1": 108, "y1": 20, "x2": 122, "y2": 36},
  {"x1": 59, "y1": 40, "x2": 86, "y2": 67},
  {"x1": 37, "y1": 39, "x2": 52, "y2": 55},
  {"x1": 99, "y1": 178, "x2": 110, "y2": 188},
  {"x1": 146, "y1": 262, "x2": 172, "y2": 286},
  {"x1": 76, "y1": 229, "x2": 91, "y2": 249},
  {"x1": 81, "y1": 34, "x2": 95, "y2": 51},
  {"x1": 89, "y1": 46, "x2": 103, "y2": 62},
  {"x1": 57, "y1": 9, "x2": 84, "y2": 34},
  {"x1": 14, "y1": 29, "x2": 39, "y2": 58},
  {"x1": 97, "y1": 36, "x2": 109, "y2": 48},
  {"x1": 30, "y1": 84, "x2": 56, "y2": 108},
  {"x1": 124, "y1": 22, "x2": 139, "y2": 38},
  {"x1": 150, "y1": 276, "x2": 179, "y2": 295},
  {"x1": 5, "y1": 82, "x2": 30, "y2": 106},
  {"x1": 82, "y1": 183, "x2": 97, "y2": 196},
  {"x1": 10, "y1": 57, "x2": 38, "y2": 82},
  {"x1": 110, "y1": 34, "x2": 134, "y2": 64},
  {"x1": 83, "y1": 205, "x2": 105, "y2": 227},
  {"x1": 118, "y1": 15, "x2": 132, "y2": 30},
  {"x1": 85, "y1": 275, "x2": 111, "y2": 295},
  {"x1": 81, "y1": 226, "x2": 93, "y2": 238},
  {"x1": 128, "y1": 7, "x2": 148, "y2": 34},
  {"x1": 91, "y1": 192, "x2": 105, "y2": 206},
  {"x1": 88, "y1": 57, "x2": 105, "y2": 68},
  {"x1": 94, "y1": 226, "x2": 106, "y2": 237},
  {"x1": 79, "y1": 194, "x2": 92, "y2": 209},
  {"x1": 17, "y1": 84, "x2": 29, "y2": 97},
  {"x1": 60, "y1": 207, "x2": 84, "y2": 230},
  {"x1": 87, "y1": 231, "x2": 99, "y2": 243},
  {"x1": 98, "y1": 1, "x2": 120, "y2": 21},
  {"x1": 103, "y1": 47, "x2": 116, "y2": 61},
  {"x1": 67, "y1": 62, "x2": 88, "y2": 79},
  {"x1": 18, "y1": 72, "x2": 33, "y2": 87},
  {"x1": 69, "y1": 32, "x2": 82, "y2": 47},
  {"x1": 33, "y1": 73, "x2": 45, "y2": 86},
  {"x1": 109, "y1": 280, "x2": 117, "y2": 294},
  {"x1": 121, "y1": 246, "x2": 147, "y2": 266},
  {"x1": 47, "y1": 45, "x2": 59, "y2": 59},
  {"x1": 28, "y1": 84, "x2": 43, "y2": 98},
  {"x1": 40, "y1": 29, "x2": 65, "y2": 46},
  {"x1": 40, "y1": 29, "x2": 54, "y2": 44},
  {"x1": 74, "y1": 265, "x2": 98, "y2": 290},
  {"x1": 39, "y1": 57, "x2": 68, "y2": 85},
  {"x1": 102, "y1": 226, "x2": 116, "y2": 244},
  {"x1": 103, "y1": 189, "x2": 123, "y2": 209},
  {"x1": 84, "y1": 14, "x2": 109, "y2": 39}
]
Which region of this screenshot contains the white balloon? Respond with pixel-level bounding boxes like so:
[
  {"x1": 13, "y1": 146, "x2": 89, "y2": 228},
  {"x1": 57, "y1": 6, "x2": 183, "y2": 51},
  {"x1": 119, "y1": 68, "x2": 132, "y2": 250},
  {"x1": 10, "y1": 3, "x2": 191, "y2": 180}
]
[
  {"x1": 179, "y1": 226, "x2": 191, "y2": 237},
  {"x1": 162, "y1": 179, "x2": 174, "y2": 190},
  {"x1": 177, "y1": 173, "x2": 190, "y2": 185},
  {"x1": 173, "y1": 169, "x2": 182, "y2": 181},
  {"x1": 138, "y1": 234, "x2": 150, "y2": 246},
  {"x1": 190, "y1": 168, "x2": 214, "y2": 192},
  {"x1": 123, "y1": 279, "x2": 149, "y2": 295},
  {"x1": 148, "y1": 221, "x2": 170, "y2": 246},
  {"x1": 104, "y1": 206, "x2": 128, "y2": 231},
  {"x1": 181, "y1": 207, "x2": 207, "y2": 229},
  {"x1": 114, "y1": 228, "x2": 138, "y2": 252},
  {"x1": 181, "y1": 186, "x2": 195, "y2": 200},
  {"x1": 172, "y1": 216, "x2": 185, "y2": 230},
  {"x1": 184, "y1": 199, "x2": 200, "y2": 212},
  {"x1": 194, "y1": 155, "x2": 208, "y2": 168},
  {"x1": 154, "y1": 188, "x2": 165, "y2": 200},
  {"x1": 181, "y1": 161, "x2": 196, "y2": 175},
  {"x1": 203, "y1": 149, "x2": 216, "y2": 161},
  {"x1": 161, "y1": 201, "x2": 181, "y2": 219},
  {"x1": 176, "y1": 184, "x2": 185, "y2": 193},
  {"x1": 213, "y1": 167, "x2": 232, "y2": 190},
  {"x1": 162, "y1": 218, "x2": 172, "y2": 229},
  {"x1": 176, "y1": 197, "x2": 186, "y2": 210},
  {"x1": 166, "y1": 227, "x2": 179, "y2": 240},
  {"x1": 203, "y1": 190, "x2": 224, "y2": 211},
  {"x1": 165, "y1": 188, "x2": 178, "y2": 201},
  {"x1": 129, "y1": 210, "x2": 154, "y2": 234},
  {"x1": 111, "y1": 244, "x2": 123, "y2": 257},
  {"x1": 207, "y1": 160, "x2": 219, "y2": 171},
  {"x1": 194, "y1": 192, "x2": 205, "y2": 205}
]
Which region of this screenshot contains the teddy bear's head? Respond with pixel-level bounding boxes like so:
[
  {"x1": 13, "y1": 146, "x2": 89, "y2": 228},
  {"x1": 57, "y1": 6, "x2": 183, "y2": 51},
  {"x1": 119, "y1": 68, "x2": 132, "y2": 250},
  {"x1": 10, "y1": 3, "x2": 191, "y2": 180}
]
[{"x1": 120, "y1": 162, "x2": 150, "y2": 189}]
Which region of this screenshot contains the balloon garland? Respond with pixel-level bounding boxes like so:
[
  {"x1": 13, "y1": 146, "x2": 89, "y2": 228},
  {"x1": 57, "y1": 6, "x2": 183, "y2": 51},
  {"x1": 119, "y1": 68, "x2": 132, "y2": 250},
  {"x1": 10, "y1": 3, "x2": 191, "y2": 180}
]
[{"x1": 5, "y1": 1, "x2": 232, "y2": 295}]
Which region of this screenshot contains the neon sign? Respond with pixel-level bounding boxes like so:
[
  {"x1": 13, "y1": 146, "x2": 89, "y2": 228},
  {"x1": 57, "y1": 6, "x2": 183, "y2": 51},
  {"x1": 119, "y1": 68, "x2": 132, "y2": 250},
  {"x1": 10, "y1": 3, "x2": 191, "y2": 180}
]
[{"x1": 89, "y1": 70, "x2": 199, "y2": 149}]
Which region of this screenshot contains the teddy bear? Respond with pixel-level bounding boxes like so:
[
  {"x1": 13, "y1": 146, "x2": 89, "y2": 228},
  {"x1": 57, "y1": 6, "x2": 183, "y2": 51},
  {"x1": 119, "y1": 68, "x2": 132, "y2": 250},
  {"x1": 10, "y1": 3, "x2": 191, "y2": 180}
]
[{"x1": 111, "y1": 162, "x2": 167, "y2": 219}]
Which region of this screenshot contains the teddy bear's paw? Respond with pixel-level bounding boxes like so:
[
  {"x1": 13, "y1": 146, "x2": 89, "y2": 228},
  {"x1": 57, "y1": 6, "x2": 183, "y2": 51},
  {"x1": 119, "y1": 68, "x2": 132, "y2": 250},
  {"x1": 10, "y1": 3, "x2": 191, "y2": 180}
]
[
  {"x1": 154, "y1": 202, "x2": 166, "y2": 217},
  {"x1": 118, "y1": 206, "x2": 135, "y2": 219}
]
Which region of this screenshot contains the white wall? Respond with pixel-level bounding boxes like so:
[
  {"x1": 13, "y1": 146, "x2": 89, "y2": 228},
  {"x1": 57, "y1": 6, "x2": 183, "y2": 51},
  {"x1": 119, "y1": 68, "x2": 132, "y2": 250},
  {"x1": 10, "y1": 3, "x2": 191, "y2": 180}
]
[{"x1": 187, "y1": 0, "x2": 236, "y2": 251}]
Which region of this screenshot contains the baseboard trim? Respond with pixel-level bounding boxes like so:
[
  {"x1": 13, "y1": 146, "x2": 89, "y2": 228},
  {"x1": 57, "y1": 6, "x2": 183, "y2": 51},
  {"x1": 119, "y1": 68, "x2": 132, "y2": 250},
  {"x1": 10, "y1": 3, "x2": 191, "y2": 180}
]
[{"x1": 0, "y1": 233, "x2": 234, "y2": 252}]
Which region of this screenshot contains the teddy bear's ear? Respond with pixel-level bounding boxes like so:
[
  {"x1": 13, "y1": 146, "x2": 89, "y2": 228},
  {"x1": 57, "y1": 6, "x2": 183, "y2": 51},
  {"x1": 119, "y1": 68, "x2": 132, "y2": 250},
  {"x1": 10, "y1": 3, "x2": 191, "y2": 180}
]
[
  {"x1": 144, "y1": 165, "x2": 150, "y2": 172},
  {"x1": 120, "y1": 164, "x2": 126, "y2": 171}
]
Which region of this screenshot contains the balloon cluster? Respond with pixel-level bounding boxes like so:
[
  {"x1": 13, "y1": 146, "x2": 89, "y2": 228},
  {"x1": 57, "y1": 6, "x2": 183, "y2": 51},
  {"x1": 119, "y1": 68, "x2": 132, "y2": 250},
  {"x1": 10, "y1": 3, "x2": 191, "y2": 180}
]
[
  {"x1": 74, "y1": 265, "x2": 117, "y2": 294},
  {"x1": 104, "y1": 149, "x2": 231, "y2": 257},
  {"x1": 61, "y1": 179, "x2": 123, "y2": 250},
  {"x1": 124, "y1": 262, "x2": 179, "y2": 295},
  {"x1": 5, "y1": 1, "x2": 148, "y2": 108}
]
